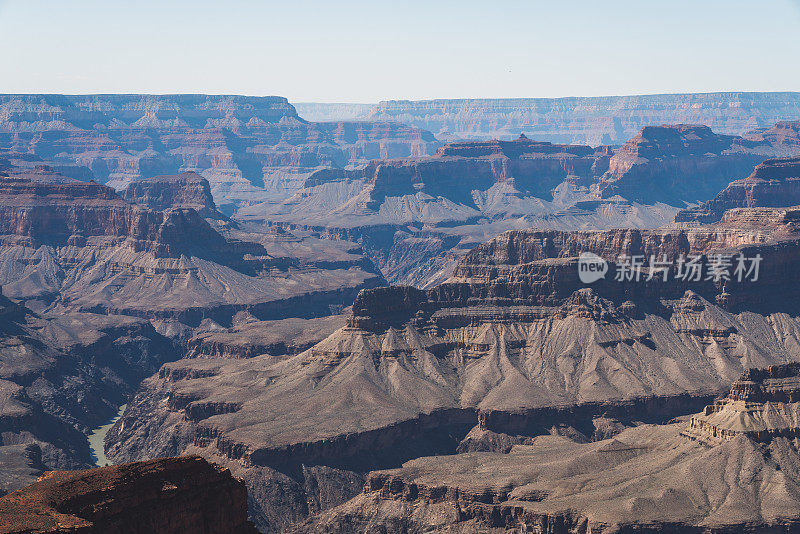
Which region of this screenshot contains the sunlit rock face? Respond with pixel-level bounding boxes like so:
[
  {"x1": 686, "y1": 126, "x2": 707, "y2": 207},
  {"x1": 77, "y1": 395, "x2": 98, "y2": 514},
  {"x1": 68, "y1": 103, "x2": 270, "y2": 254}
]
[
  {"x1": 239, "y1": 124, "x2": 800, "y2": 288},
  {"x1": 296, "y1": 364, "x2": 800, "y2": 533}
]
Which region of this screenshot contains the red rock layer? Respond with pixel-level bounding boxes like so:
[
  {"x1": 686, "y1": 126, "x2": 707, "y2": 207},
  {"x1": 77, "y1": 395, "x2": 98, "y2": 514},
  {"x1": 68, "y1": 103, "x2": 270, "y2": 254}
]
[{"x1": 0, "y1": 456, "x2": 258, "y2": 533}]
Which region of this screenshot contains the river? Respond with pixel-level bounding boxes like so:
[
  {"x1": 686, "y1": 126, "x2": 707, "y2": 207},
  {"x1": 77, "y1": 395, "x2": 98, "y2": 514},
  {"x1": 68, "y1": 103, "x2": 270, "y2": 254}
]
[{"x1": 88, "y1": 404, "x2": 126, "y2": 467}]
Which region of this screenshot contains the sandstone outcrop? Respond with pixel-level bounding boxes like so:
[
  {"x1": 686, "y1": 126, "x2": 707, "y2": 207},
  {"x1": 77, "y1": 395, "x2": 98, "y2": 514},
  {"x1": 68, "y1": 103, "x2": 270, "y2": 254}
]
[
  {"x1": 121, "y1": 171, "x2": 225, "y2": 219},
  {"x1": 0, "y1": 94, "x2": 440, "y2": 211},
  {"x1": 0, "y1": 455, "x2": 257, "y2": 533},
  {"x1": 676, "y1": 156, "x2": 800, "y2": 223},
  {"x1": 108, "y1": 205, "x2": 800, "y2": 530},
  {"x1": 363, "y1": 92, "x2": 800, "y2": 144}
]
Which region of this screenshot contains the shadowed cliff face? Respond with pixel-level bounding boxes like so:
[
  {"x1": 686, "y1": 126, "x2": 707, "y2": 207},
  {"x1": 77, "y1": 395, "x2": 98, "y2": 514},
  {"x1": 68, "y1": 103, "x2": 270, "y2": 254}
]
[
  {"x1": 0, "y1": 94, "x2": 440, "y2": 212},
  {"x1": 0, "y1": 456, "x2": 258, "y2": 534},
  {"x1": 676, "y1": 156, "x2": 800, "y2": 223},
  {"x1": 597, "y1": 124, "x2": 798, "y2": 204},
  {"x1": 0, "y1": 287, "x2": 179, "y2": 493},
  {"x1": 108, "y1": 205, "x2": 800, "y2": 531}
]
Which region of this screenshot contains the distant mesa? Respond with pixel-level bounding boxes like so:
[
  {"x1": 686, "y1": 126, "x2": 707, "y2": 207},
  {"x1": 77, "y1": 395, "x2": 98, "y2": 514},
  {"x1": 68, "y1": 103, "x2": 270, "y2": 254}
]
[
  {"x1": 363, "y1": 92, "x2": 800, "y2": 144},
  {"x1": 122, "y1": 171, "x2": 226, "y2": 219}
]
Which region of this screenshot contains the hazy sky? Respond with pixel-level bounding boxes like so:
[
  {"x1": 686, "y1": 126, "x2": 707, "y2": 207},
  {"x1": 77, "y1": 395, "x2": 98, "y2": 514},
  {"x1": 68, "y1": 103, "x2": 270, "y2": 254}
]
[{"x1": 2, "y1": 0, "x2": 799, "y2": 102}]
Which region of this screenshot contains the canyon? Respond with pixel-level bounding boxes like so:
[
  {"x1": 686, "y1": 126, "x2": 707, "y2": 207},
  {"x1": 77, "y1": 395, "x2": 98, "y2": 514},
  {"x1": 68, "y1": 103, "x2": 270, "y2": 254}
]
[
  {"x1": 5, "y1": 94, "x2": 800, "y2": 532},
  {"x1": 0, "y1": 155, "x2": 383, "y2": 499},
  {"x1": 106, "y1": 204, "x2": 800, "y2": 531},
  {"x1": 0, "y1": 94, "x2": 439, "y2": 213},
  {"x1": 240, "y1": 122, "x2": 800, "y2": 287}
]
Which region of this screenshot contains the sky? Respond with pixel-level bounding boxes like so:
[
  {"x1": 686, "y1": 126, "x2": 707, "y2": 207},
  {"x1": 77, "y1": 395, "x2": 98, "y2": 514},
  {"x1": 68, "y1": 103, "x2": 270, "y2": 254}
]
[{"x1": 1, "y1": 0, "x2": 799, "y2": 103}]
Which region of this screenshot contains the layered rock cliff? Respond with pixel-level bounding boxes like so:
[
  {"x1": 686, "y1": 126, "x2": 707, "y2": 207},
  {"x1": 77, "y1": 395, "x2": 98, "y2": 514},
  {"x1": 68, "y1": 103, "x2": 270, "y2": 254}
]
[
  {"x1": 121, "y1": 171, "x2": 225, "y2": 219},
  {"x1": 0, "y1": 94, "x2": 440, "y2": 212},
  {"x1": 363, "y1": 92, "x2": 800, "y2": 144},
  {"x1": 239, "y1": 124, "x2": 800, "y2": 287},
  {"x1": 676, "y1": 156, "x2": 800, "y2": 223},
  {"x1": 0, "y1": 166, "x2": 383, "y2": 324},
  {"x1": 239, "y1": 134, "x2": 677, "y2": 286},
  {"x1": 684, "y1": 362, "x2": 800, "y2": 446},
  {"x1": 300, "y1": 393, "x2": 800, "y2": 532},
  {"x1": 0, "y1": 456, "x2": 257, "y2": 533},
  {"x1": 108, "y1": 205, "x2": 800, "y2": 530},
  {"x1": 597, "y1": 123, "x2": 797, "y2": 203}
]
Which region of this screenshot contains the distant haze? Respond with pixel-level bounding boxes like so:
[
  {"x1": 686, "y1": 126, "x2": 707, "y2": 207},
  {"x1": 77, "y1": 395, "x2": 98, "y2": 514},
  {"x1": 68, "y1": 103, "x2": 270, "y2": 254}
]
[{"x1": 1, "y1": 0, "x2": 798, "y2": 102}]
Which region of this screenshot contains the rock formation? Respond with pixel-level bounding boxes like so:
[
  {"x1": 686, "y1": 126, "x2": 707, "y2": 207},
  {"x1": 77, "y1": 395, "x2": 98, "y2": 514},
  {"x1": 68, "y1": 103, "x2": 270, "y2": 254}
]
[
  {"x1": 239, "y1": 135, "x2": 665, "y2": 286},
  {"x1": 684, "y1": 362, "x2": 800, "y2": 446},
  {"x1": 187, "y1": 315, "x2": 346, "y2": 359},
  {"x1": 744, "y1": 120, "x2": 800, "y2": 151},
  {"x1": 0, "y1": 94, "x2": 440, "y2": 212},
  {"x1": 0, "y1": 164, "x2": 382, "y2": 324},
  {"x1": 121, "y1": 171, "x2": 225, "y2": 219},
  {"x1": 107, "y1": 205, "x2": 800, "y2": 530},
  {"x1": 0, "y1": 159, "x2": 383, "y2": 500},
  {"x1": 298, "y1": 366, "x2": 800, "y2": 532},
  {"x1": 359, "y1": 92, "x2": 800, "y2": 144},
  {"x1": 676, "y1": 156, "x2": 800, "y2": 223},
  {"x1": 0, "y1": 456, "x2": 258, "y2": 533},
  {"x1": 597, "y1": 123, "x2": 798, "y2": 203},
  {"x1": 240, "y1": 124, "x2": 800, "y2": 287}
]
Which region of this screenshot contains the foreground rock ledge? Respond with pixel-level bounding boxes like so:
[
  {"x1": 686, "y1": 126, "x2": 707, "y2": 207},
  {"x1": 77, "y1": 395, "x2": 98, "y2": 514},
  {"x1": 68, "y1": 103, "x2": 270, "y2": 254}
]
[{"x1": 0, "y1": 456, "x2": 258, "y2": 533}]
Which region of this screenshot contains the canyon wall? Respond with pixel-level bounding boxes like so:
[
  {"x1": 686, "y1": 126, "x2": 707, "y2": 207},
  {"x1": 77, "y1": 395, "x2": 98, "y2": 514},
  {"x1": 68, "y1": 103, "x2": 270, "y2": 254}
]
[
  {"x1": 107, "y1": 205, "x2": 800, "y2": 531},
  {"x1": 239, "y1": 123, "x2": 800, "y2": 287},
  {"x1": 676, "y1": 156, "x2": 800, "y2": 223},
  {"x1": 364, "y1": 92, "x2": 800, "y2": 144},
  {"x1": 301, "y1": 364, "x2": 800, "y2": 533}
]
